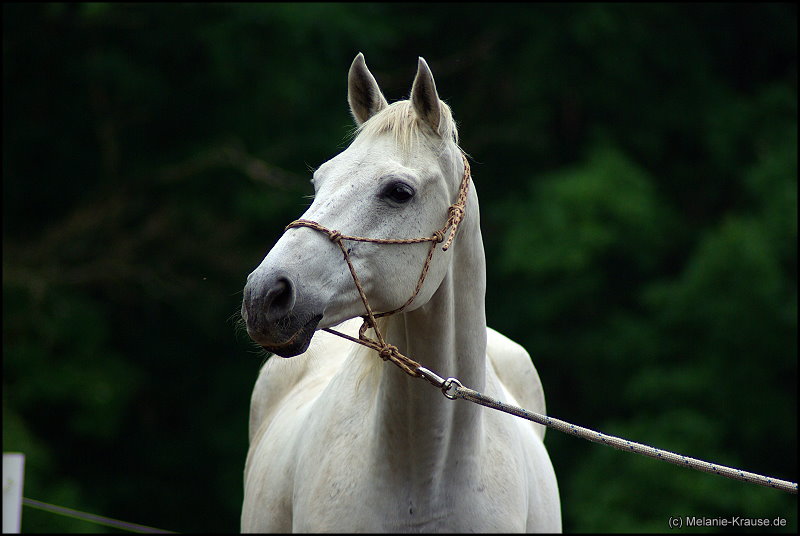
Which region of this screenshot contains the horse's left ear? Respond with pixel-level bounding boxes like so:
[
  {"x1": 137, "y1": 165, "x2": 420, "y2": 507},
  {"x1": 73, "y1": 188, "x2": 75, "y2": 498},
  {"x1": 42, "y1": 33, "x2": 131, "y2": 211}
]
[
  {"x1": 411, "y1": 57, "x2": 441, "y2": 135},
  {"x1": 348, "y1": 52, "x2": 388, "y2": 126}
]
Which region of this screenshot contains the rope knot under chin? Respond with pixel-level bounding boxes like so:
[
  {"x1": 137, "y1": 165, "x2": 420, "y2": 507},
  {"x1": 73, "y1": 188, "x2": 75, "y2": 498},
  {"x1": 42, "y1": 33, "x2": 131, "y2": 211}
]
[
  {"x1": 378, "y1": 345, "x2": 397, "y2": 361},
  {"x1": 327, "y1": 230, "x2": 342, "y2": 242}
]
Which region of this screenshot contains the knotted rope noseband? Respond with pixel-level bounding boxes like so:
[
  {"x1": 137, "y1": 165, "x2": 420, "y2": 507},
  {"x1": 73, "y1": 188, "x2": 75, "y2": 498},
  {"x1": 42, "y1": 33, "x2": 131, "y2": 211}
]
[{"x1": 284, "y1": 152, "x2": 471, "y2": 377}]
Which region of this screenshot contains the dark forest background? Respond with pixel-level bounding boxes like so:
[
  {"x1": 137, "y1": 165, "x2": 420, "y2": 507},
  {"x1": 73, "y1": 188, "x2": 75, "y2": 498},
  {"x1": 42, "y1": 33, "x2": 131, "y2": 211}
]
[{"x1": 3, "y1": 3, "x2": 796, "y2": 532}]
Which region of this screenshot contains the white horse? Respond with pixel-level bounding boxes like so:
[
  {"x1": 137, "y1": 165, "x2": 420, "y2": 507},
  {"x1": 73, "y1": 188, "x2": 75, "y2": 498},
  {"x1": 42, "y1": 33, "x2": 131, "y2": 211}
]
[{"x1": 240, "y1": 53, "x2": 561, "y2": 532}]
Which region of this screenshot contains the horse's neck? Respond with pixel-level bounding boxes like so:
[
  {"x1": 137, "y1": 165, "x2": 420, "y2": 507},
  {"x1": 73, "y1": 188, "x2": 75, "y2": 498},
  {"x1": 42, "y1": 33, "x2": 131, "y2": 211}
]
[{"x1": 374, "y1": 201, "x2": 487, "y2": 483}]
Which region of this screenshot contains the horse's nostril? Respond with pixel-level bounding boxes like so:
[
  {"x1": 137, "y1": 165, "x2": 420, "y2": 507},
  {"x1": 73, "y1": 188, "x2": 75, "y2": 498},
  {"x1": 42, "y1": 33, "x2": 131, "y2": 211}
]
[{"x1": 264, "y1": 276, "x2": 295, "y2": 320}]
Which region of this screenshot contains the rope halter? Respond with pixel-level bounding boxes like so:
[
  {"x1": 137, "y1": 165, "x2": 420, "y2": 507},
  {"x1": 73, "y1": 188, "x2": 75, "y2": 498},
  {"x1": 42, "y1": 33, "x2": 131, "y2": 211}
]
[{"x1": 284, "y1": 152, "x2": 472, "y2": 377}]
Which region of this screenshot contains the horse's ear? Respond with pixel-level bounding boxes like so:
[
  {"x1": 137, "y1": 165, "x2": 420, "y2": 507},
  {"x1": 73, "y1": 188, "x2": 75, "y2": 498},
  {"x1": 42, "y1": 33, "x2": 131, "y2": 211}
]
[
  {"x1": 410, "y1": 57, "x2": 441, "y2": 135},
  {"x1": 348, "y1": 52, "x2": 388, "y2": 126}
]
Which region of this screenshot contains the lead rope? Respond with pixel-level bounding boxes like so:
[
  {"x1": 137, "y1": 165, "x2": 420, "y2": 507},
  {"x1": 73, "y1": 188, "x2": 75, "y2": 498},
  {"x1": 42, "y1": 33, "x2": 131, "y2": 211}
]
[
  {"x1": 416, "y1": 368, "x2": 797, "y2": 494},
  {"x1": 283, "y1": 153, "x2": 797, "y2": 495}
]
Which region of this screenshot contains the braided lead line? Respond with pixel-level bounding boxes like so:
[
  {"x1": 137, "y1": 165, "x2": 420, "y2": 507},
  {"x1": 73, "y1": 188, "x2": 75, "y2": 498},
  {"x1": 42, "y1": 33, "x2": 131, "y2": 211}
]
[{"x1": 447, "y1": 383, "x2": 797, "y2": 495}]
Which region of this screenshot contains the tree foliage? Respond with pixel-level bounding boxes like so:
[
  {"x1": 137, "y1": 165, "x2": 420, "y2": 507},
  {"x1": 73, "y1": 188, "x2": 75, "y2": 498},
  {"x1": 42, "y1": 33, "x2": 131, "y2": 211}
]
[{"x1": 3, "y1": 3, "x2": 796, "y2": 532}]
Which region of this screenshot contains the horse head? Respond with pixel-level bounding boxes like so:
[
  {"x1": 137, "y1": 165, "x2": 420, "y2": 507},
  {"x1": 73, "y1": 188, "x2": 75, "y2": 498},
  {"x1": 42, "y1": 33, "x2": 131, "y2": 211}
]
[{"x1": 241, "y1": 53, "x2": 467, "y2": 357}]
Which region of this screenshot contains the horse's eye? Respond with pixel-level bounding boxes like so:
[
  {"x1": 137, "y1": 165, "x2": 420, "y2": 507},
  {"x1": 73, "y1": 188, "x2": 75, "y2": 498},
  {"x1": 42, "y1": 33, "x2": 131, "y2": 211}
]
[{"x1": 383, "y1": 182, "x2": 415, "y2": 204}]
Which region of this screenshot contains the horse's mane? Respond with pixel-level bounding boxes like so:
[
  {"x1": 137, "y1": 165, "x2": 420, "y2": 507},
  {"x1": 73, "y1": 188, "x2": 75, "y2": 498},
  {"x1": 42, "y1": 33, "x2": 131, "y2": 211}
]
[{"x1": 355, "y1": 99, "x2": 459, "y2": 154}]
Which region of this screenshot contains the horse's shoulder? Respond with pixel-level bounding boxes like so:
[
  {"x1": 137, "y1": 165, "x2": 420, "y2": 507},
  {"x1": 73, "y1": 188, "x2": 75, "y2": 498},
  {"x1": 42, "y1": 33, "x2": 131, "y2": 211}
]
[
  {"x1": 485, "y1": 326, "x2": 547, "y2": 440},
  {"x1": 248, "y1": 318, "x2": 360, "y2": 443}
]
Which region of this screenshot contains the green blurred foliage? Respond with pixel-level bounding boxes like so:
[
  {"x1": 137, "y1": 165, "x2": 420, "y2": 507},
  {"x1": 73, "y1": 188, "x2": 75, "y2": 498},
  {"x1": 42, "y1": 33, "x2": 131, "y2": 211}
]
[{"x1": 2, "y1": 3, "x2": 796, "y2": 532}]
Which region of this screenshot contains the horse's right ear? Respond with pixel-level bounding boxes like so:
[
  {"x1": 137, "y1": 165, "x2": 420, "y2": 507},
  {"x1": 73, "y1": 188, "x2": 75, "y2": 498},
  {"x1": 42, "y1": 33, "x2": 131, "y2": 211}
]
[{"x1": 348, "y1": 52, "x2": 388, "y2": 126}]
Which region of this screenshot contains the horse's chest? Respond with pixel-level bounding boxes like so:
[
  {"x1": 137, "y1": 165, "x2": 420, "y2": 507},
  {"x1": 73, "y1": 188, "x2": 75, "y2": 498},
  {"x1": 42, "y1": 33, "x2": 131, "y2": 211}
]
[
  {"x1": 244, "y1": 370, "x2": 558, "y2": 532},
  {"x1": 292, "y1": 475, "x2": 526, "y2": 532},
  {"x1": 290, "y1": 433, "x2": 529, "y2": 532}
]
